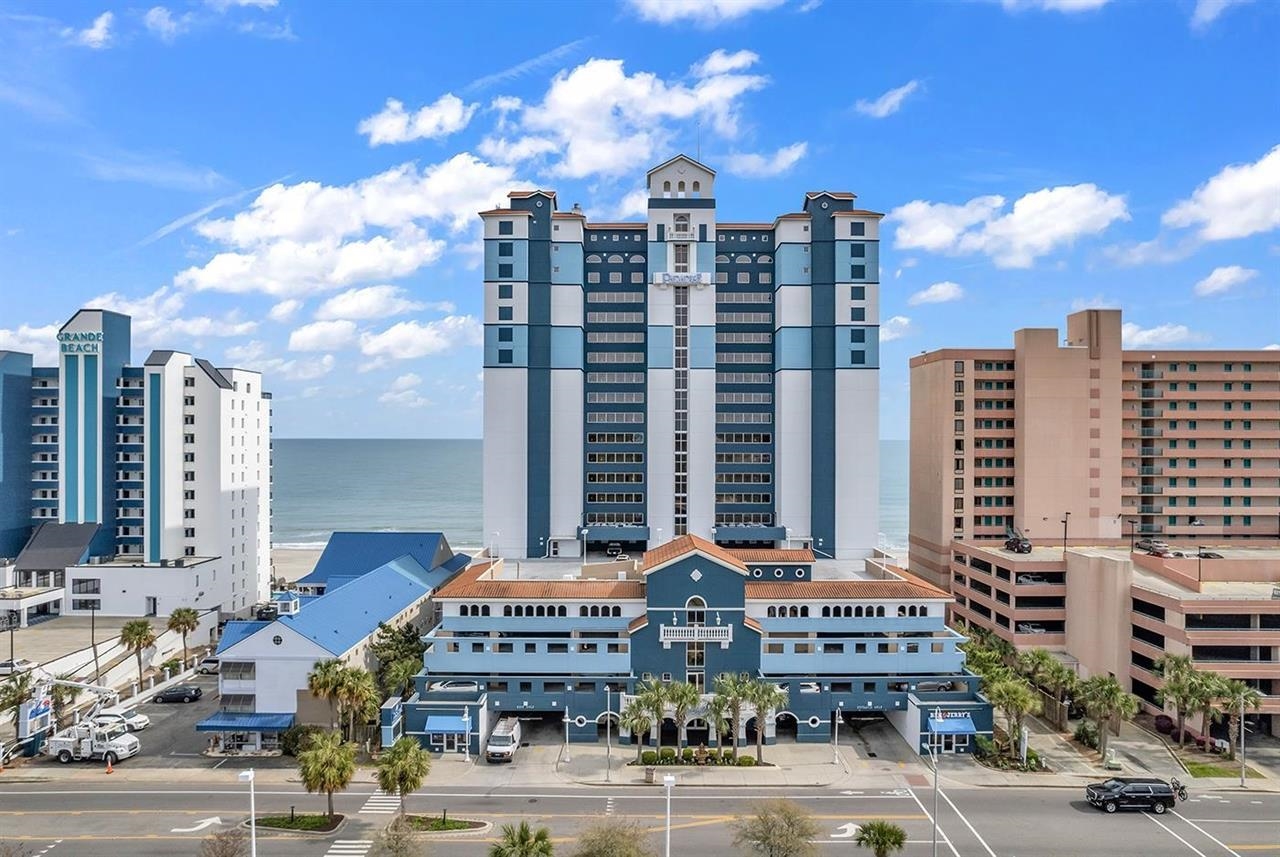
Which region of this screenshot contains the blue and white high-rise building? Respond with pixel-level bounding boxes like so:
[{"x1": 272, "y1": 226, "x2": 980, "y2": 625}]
[
  {"x1": 0, "y1": 308, "x2": 272, "y2": 619},
  {"x1": 482, "y1": 155, "x2": 881, "y2": 560}
]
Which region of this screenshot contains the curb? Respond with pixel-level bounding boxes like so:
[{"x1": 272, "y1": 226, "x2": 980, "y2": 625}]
[
  {"x1": 239, "y1": 815, "x2": 348, "y2": 837},
  {"x1": 405, "y1": 819, "x2": 493, "y2": 838}
]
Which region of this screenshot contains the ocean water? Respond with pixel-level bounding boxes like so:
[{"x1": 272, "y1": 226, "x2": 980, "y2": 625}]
[{"x1": 272, "y1": 438, "x2": 909, "y2": 551}]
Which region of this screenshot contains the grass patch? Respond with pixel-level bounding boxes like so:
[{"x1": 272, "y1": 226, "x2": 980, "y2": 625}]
[
  {"x1": 403, "y1": 815, "x2": 484, "y2": 831},
  {"x1": 256, "y1": 814, "x2": 342, "y2": 832},
  {"x1": 1183, "y1": 760, "x2": 1264, "y2": 779}
]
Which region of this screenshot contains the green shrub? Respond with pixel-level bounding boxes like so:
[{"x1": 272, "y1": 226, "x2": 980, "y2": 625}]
[
  {"x1": 1025, "y1": 748, "x2": 1043, "y2": 771},
  {"x1": 641, "y1": 750, "x2": 658, "y2": 766},
  {"x1": 681, "y1": 747, "x2": 695, "y2": 763},
  {"x1": 737, "y1": 755, "x2": 757, "y2": 767},
  {"x1": 161, "y1": 658, "x2": 182, "y2": 674},
  {"x1": 659, "y1": 747, "x2": 677, "y2": 764},
  {"x1": 280, "y1": 724, "x2": 324, "y2": 756},
  {"x1": 974, "y1": 735, "x2": 996, "y2": 759},
  {"x1": 1074, "y1": 721, "x2": 1099, "y2": 750},
  {"x1": 707, "y1": 747, "x2": 721, "y2": 763}
]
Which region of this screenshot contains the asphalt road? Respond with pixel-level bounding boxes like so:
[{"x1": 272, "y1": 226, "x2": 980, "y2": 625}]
[{"x1": 1, "y1": 781, "x2": 1277, "y2": 856}]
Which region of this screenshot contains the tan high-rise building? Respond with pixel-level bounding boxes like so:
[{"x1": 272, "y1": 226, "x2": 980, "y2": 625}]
[{"x1": 909, "y1": 309, "x2": 1280, "y2": 591}]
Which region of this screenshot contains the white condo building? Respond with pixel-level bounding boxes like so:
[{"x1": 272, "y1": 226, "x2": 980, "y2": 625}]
[{"x1": 0, "y1": 308, "x2": 272, "y2": 621}]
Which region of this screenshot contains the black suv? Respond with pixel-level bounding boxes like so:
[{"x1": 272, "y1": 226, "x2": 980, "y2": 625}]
[
  {"x1": 1085, "y1": 777, "x2": 1177, "y2": 814},
  {"x1": 1004, "y1": 536, "x2": 1032, "y2": 554}
]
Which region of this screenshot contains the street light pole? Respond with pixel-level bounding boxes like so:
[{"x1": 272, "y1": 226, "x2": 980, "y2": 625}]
[
  {"x1": 1240, "y1": 696, "x2": 1247, "y2": 789},
  {"x1": 1128, "y1": 519, "x2": 1137, "y2": 551},
  {"x1": 238, "y1": 769, "x2": 257, "y2": 857},
  {"x1": 463, "y1": 710, "x2": 471, "y2": 763},
  {"x1": 605, "y1": 687, "x2": 612, "y2": 783},
  {"x1": 90, "y1": 603, "x2": 100, "y2": 684},
  {"x1": 832, "y1": 701, "x2": 842, "y2": 765},
  {"x1": 663, "y1": 774, "x2": 676, "y2": 857},
  {"x1": 929, "y1": 740, "x2": 939, "y2": 857},
  {"x1": 1061, "y1": 511, "x2": 1071, "y2": 556},
  {"x1": 564, "y1": 703, "x2": 571, "y2": 764}
]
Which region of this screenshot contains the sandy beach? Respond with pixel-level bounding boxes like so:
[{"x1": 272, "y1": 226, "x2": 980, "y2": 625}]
[{"x1": 271, "y1": 547, "x2": 324, "y2": 583}]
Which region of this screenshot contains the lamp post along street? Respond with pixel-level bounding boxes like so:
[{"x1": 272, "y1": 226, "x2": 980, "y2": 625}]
[
  {"x1": 463, "y1": 710, "x2": 471, "y2": 763},
  {"x1": 663, "y1": 774, "x2": 676, "y2": 857},
  {"x1": 1241, "y1": 696, "x2": 1247, "y2": 789},
  {"x1": 238, "y1": 769, "x2": 257, "y2": 857},
  {"x1": 1061, "y1": 511, "x2": 1071, "y2": 556},
  {"x1": 930, "y1": 740, "x2": 939, "y2": 857},
  {"x1": 605, "y1": 687, "x2": 612, "y2": 783},
  {"x1": 564, "y1": 704, "x2": 571, "y2": 763}
]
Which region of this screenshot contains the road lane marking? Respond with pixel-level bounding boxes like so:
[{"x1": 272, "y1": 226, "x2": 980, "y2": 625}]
[
  {"x1": 906, "y1": 787, "x2": 960, "y2": 857},
  {"x1": 359, "y1": 789, "x2": 400, "y2": 815},
  {"x1": 938, "y1": 788, "x2": 998, "y2": 857},
  {"x1": 1173, "y1": 812, "x2": 1245, "y2": 857},
  {"x1": 325, "y1": 841, "x2": 371, "y2": 857},
  {"x1": 34, "y1": 841, "x2": 61, "y2": 856},
  {"x1": 1147, "y1": 813, "x2": 1211, "y2": 857}
]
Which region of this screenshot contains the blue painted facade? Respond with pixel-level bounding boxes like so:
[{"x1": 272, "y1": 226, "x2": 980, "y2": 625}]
[
  {"x1": 0, "y1": 351, "x2": 33, "y2": 557},
  {"x1": 399, "y1": 537, "x2": 991, "y2": 756}
]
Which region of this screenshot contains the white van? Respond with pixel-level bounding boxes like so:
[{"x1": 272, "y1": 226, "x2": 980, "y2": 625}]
[
  {"x1": 486, "y1": 717, "x2": 522, "y2": 763},
  {"x1": 94, "y1": 706, "x2": 151, "y2": 732},
  {"x1": 196, "y1": 657, "x2": 220, "y2": 675}
]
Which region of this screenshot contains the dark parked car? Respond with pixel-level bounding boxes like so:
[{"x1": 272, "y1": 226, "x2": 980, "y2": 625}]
[
  {"x1": 1004, "y1": 536, "x2": 1032, "y2": 554},
  {"x1": 1085, "y1": 777, "x2": 1178, "y2": 814},
  {"x1": 605, "y1": 542, "x2": 623, "y2": 557},
  {"x1": 153, "y1": 684, "x2": 203, "y2": 704},
  {"x1": 1197, "y1": 551, "x2": 1224, "y2": 559}
]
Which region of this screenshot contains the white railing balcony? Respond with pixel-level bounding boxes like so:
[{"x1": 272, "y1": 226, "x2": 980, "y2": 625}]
[{"x1": 659, "y1": 625, "x2": 733, "y2": 648}]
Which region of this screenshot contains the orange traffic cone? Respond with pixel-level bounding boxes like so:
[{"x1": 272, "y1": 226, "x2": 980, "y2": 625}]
[{"x1": 105, "y1": 757, "x2": 114, "y2": 774}]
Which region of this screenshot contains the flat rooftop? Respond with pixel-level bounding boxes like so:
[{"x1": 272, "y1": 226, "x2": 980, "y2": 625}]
[
  {"x1": 3, "y1": 616, "x2": 168, "y2": 668},
  {"x1": 961, "y1": 542, "x2": 1280, "y2": 562},
  {"x1": 486, "y1": 556, "x2": 880, "y2": 582},
  {"x1": 1130, "y1": 566, "x2": 1279, "y2": 601}
]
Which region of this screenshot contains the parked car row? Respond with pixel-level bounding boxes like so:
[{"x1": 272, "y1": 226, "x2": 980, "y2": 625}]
[{"x1": 1134, "y1": 538, "x2": 1223, "y2": 559}]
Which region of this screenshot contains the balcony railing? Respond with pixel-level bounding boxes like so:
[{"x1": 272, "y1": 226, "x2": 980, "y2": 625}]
[
  {"x1": 1139, "y1": 389, "x2": 1164, "y2": 399},
  {"x1": 1140, "y1": 447, "x2": 1159, "y2": 457},
  {"x1": 1140, "y1": 429, "x2": 1164, "y2": 438},
  {"x1": 1141, "y1": 409, "x2": 1162, "y2": 418},
  {"x1": 1140, "y1": 370, "x2": 1164, "y2": 380},
  {"x1": 659, "y1": 625, "x2": 733, "y2": 647},
  {"x1": 1137, "y1": 486, "x2": 1163, "y2": 495},
  {"x1": 1140, "y1": 466, "x2": 1164, "y2": 476}
]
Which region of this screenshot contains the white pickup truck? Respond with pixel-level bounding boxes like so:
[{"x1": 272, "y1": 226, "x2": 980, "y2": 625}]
[
  {"x1": 486, "y1": 717, "x2": 522, "y2": 763},
  {"x1": 46, "y1": 721, "x2": 140, "y2": 765}
]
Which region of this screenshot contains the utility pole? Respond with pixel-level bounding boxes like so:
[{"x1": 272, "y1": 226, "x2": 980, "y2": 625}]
[{"x1": 1061, "y1": 512, "x2": 1071, "y2": 556}]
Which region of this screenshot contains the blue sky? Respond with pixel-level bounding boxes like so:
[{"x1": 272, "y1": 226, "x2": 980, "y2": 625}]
[{"x1": 1, "y1": 0, "x2": 1277, "y2": 440}]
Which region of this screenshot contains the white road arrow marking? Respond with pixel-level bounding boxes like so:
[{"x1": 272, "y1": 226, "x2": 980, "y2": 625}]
[
  {"x1": 830, "y1": 823, "x2": 861, "y2": 839},
  {"x1": 171, "y1": 817, "x2": 222, "y2": 833}
]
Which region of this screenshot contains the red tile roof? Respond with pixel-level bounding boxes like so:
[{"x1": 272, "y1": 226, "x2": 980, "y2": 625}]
[
  {"x1": 508, "y1": 190, "x2": 557, "y2": 199},
  {"x1": 726, "y1": 548, "x2": 815, "y2": 563},
  {"x1": 743, "y1": 616, "x2": 763, "y2": 633},
  {"x1": 628, "y1": 615, "x2": 648, "y2": 632},
  {"x1": 478, "y1": 209, "x2": 532, "y2": 217},
  {"x1": 433, "y1": 560, "x2": 644, "y2": 600},
  {"x1": 641, "y1": 535, "x2": 747, "y2": 573},
  {"x1": 832, "y1": 209, "x2": 885, "y2": 218},
  {"x1": 806, "y1": 191, "x2": 857, "y2": 200}
]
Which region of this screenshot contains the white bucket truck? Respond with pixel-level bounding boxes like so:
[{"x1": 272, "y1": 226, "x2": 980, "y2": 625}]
[
  {"x1": 486, "y1": 716, "x2": 521, "y2": 763},
  {"x1": 46, "y1": 721, "x2": 140, "y2": 764}
]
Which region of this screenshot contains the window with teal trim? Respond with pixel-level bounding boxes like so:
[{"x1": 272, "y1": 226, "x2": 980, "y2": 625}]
[
  {"x1": 498, "y1": 283, "x2": 513, "y2": 299},
  {"x1": 498, "y1": 263, "x2": 513, "y2": 278},
  {"x1": 851, "y1": 243, "x2": 866, "y2": 258},
  {"x1": 498, "y1": 220, "x2": 513, "y2": 235},
  {"x1": 498, "y1": 328, "x2": 513, "y2": 342},
  {"x1": 498, "y1": 306, "x2": 513, "y2": 321},
  {"x1": 850, "y1": 350, "x2": 865, "y2": 365},
  {"x1": 498, "y1": 350, "x2": 513, "y2": 364},
  {"x1": 498, "y1": 242, "x2": 513, "y2": 257},
  {"x1": 851, "y1": 264, "x2": 866, "y2": 279},
  {"x1": 850, "y1": 329, "x2": 865, "y2": 343}
]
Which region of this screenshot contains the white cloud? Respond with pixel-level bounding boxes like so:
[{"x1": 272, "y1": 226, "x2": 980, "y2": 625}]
[
  {"x1": 378, "y1": 372, "x2": 430, "y2": 408},
  {"x1": 80, "y1": 150, "x2": 225, "y2": 192},
  {"x1": 881, "y1": 316, "x2": 914, "y2": 342},
  {"x1": 893, "y1": 258, "x2": 918, "y2": 279},
  {"x1": 0, "y1": 323, "x2": 60, "y2": 364},
  {"x1": 798, "y1": 0, "x2": 823, "y2": 10},
  {"x1": 1162, "y1": 145, "x2": 1280, "y2": 241},
  {"x1": 225, "y1": 340, "x2": 335, "y2": 380},
  {"x1": 236, "y1": 19, "x2": 295, "y2": 40},
  {"x1": 268, "y1": 299, "x2": 302, "y2": 322},
  {"x1": 626, "y1": 0, "x2": 786, "y2": 25},
  {"x1": 691, "y1": 49, "x2": 759, "y2": 77},
  {"x1": 143, "y1": 7, "x2": 189, "y2": 41},
  {"x1": 206, "y1": 0, "x2": 278, "y2": 9},
  {"x1": 476, "y1": 135, "x2": 559, "y2": 165},
  {"x1": 66, "y1": 12, "x2": 114, "y2": 49},
  {"x1": 288, "y1": 319, "x2": 358, "y2": 352},
  {"x1": 613, "y1": 188, "x2": 650, "y2": 219},
  {"x1": 315, "y1": 285, "x2": 426, "y2": 321},
  {"x1": 1103, "y1": 236, "x2": 1198, "y2": 267},
  {"x1": 723, "y1": 142, "x2": 807, "y2": 178},
  {"x1": 1191, "y1": 0, "x2": 1253, "y2": 28},
  {"x1": 891, "y1": 184, "x2": 1129, "y2": 268},
  {"x1": 854, "y1": 80, "x2": 920, "y2": 119},
  {"x1": 908, "y1": 281, "x2": 964, "y2": 306},
  {"x1": 1193, "y1": 265, "x2": 1258, "y2": 297},
  {"x1": 511, "y1": 56, "x2": 768, "y2": 178},
  {"x1": 1264, "y1": 343, "x2": 1280, "y2": 351},
  {"x1": 1000, "y1": 0, "x2": 1110, "y2": 11},
  {"x1": 1121, "y1": 322, "x2": 1208, "y2": 348},
  {"x1": 463, "y1": 39, "x2": 590, "y2": 93},
  {"x1": 358, "y1": 94, "x2": 479, "y2": 146},
  {"x1": 360, "y1": 316, "x2": 483, "y2": 361},
  {"x1": 1070, "y1": 294, "x2": 1119, "y2": 311},
  {"x1": 88, "y1": 286, "x2": 258, "y2": 345},
  {"x1": 178, "y1": 155, "x2": 521, "y2": 296},
  {"x1": 387, "y1": 373, "x2": 422, "y2": 392}
]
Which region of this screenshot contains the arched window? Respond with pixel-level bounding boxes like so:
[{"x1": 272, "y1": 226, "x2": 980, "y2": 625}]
[
  {"x1": 692, "y1": 180, "x2": 701, "y2": 194},
  {"x1": 788, "y1": 605, "x2": 799, "y2": 618},
  {"x1": 558, "y1": 606, "x2": 567, "y2": 617},
  {"x1": 735, "y1": 254, "x2": 751, "y2": 263},
  {"x1": 876, "y1": 605, "x2": 886, "y2": 617},
  {"x1": 481, "y1": 605, "x2": 491, "y2": 616},
  {"x1": 504, "y1": 605, "x2": 512, "y2": 617},
  {"x1": 677, "y1": 180, "x2": 686, "y2": 192},
  {"x1": 514, "y1": 605, "x2": 523, "y2": 617},
  {"x1": 844, "y1": 605, "x2": 853, "y2": 618},
  {"x1": 799, "y1": 606, "x2": 809, "y2": 618},
  {"x1": 919, "y1": 605, "x2": 928, "y2": 617},
  {"x1": 821, "y1": 606, "x2": 830, "y2": 618},
  {"x1": 612, "y1": 606, "x2": 622, "y2": 617},
  {"x1": 630, "y1": 254, "x2": 645, "y2": 263},
  {"x1": 591, "y1": 605, "x2": 601, "y2": 617},
  {"x1": 663, "y1": 180, "x2": 671, "y2": 192},
  {"x1": 608, "y1": 254, "x2": 624, "y2": 263},
  {"x1": 673, "y1": 213, "x2": 690, "y2": 234},
  {"x1": 586, "y1": 254, "x2": 602, "y2": 263},
  {"x1": 758, "y1": 255, "x2": 773, "y2": 263},
  {"x1": 686, "y1": 596, "x2": 706, "y2": 626},
  {"x1": 898, "y1": 605, "x2": 907, "y2": 617},
  {"x1": 767, "y1": 606, "x2": 777, "y2": 618},
  {"x1": 527, "y1": 604, "x2": 535, "y2": 616},
  {"x1": 854, "y1": 606, "x2": 863, "y2": 618},
  {"x1": 716, "y1": 254, "x2": 730, "y2": 263},
  {"x1": 580, "y1": 606, "x2": 588, "y2": 617}
]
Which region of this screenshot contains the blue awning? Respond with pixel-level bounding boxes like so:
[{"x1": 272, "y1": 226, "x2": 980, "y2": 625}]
[
  {"x1": 196, "y1": 712, "x2": 295, "y2": 732},
  {"x1": 928, "y1": 715, "x2": 977, "y2": 735},
  {"x1": 424, "y1": 715, "x2": 468, "y2": 734}
]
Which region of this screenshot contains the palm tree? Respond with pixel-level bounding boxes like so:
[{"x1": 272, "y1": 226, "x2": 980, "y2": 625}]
[
  {"x1": 337, "y1": 669, "x2": 381, "y2": 743},
  {"x1": 635, "y1": 679, "x2": 667, "y2": 757},
  {"x1": 49, "y1": 672, "x2": 79, "y2": 729},
  {"x1": 619, "y1": 699, "x2": 653, "y2": 764},
  {"x1": 382, "y1": 658, "x2": 419, "y2": 700},
  {"x1": 0, "y1": 671, "x2": 35, "y2": 732},
  {"x1": 745, "y1": 680, "x2": 788, "y2": 765},
  {"x1": 1218, "y1": 679, "x2": 1262, "y2": 762},
  {"x1": 1044, "y1": 660, "x2": 1078, "y2": 705},
  {"x1": 986, "y1": 679, "x2": 1041, "y2": 758},
  {"x1": 489, "y1": 820, "x2": 554, "y2": 857},
  {"x1": 854, "y1": 820, "x2": 908, "y2": 857},
  {"x1": 713, "y1": 672, "x2": 749, "y2": 754},
  {"x1": 1189, "y1": 671, "x2": 1226, "y2": 750},
  {"x1": 297, "y1": 729, "x2": 356, "y2": 820},
  {"x1": 308, "y1": 659, "x2": 345, "y2": 730},
  {"x1": 1017, "y1": 648, "x2": 1056, "y2": 693},
  {"x1": 666, "y1": 680, "x2": 701, "y2": 750},
  {"x1": 166, "y1": 607, "x2": 201, "y2": 669},
  {"x1": 120, "y1": 619, "x2": 157, "y2": 684},
  {"x1": 376, "y1": 736, "x2": 432, "y2": 818},
  {"x1": 1079, "y1": 675, "x2": 1139, "y2": 759},
  {"x1": 1155, "y1": 654, "x2": 1197, "y2": 748},
  {"x1": 703, "y1": 695, "x2": 730, "y2": 756}
]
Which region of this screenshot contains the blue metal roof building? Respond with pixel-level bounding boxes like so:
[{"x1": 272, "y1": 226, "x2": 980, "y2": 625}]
[{"x1": 296, "y1": 531, "x2": 462, "y2": 593}]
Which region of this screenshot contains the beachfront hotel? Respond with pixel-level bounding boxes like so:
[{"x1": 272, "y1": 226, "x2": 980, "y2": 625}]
[
  {"x1": 0, "y1": 308, "x2": 272, "y2": 620},
  {"x1": 481, "y1": 155, "x2": 881, "y2": 560}
]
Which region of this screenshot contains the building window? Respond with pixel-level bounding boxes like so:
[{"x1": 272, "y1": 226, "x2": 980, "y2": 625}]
[
  {"x1": 851, "y1": 221, "x2": 865, "y2": 236},
  {"x1": 497, "y1": 263, "x2": 513, "y2": 279},
  {"x1": 673, "y1": 243, "x2": 689, "y2": 273},
  {"x1": 498, "y1": 306, "x2": 513, "y2": 321},
  {"x1": 851, "y1": 264, "x2": 866, "y2": 279},
  {"x1": 498, "y1": 350, "x2": 513, "y2": 364},
  {"x1": 850, "y1": 351, "x2": 865, "y2": 365},
  {"x1": 850, "y1": 328, "x2": 866, "y2": 343},
  {"x1": 850, "y1": 286, "x2": 865, "y2": 300},
  {"x1": 498, "y1": 328, "x2": 513, "y2": 343},
  {"x1": 851, "y1": 243, "x2": 866, "y2": 258},
  {"x1": 498, "y1": 242, "x2": 513, "y2": 257},
  {"x1": 498, "y1": 283, "x2": 513, "y2": 299},
  {"x1": 498, "y1": 220, "x2": 513, "y2": 235},
  {"x1": 850, "y1": 307, "x2": 865, "y2": 322}
]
